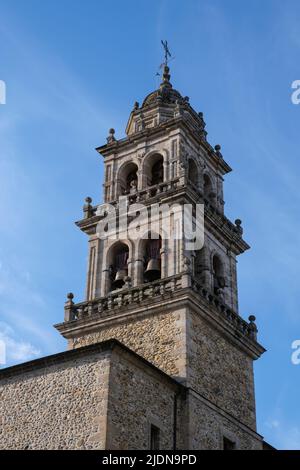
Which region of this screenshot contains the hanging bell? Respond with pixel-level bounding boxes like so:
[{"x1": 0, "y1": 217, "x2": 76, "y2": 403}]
[
  {"x1": 112, "y1": 269, "x2": 127, "y2": 289},
  {"x1": 144, "y1": 258, "x2": 161, "y2": 282}
]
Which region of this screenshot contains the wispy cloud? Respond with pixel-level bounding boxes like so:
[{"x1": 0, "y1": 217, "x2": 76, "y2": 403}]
[
  {"x1": 265, "y1": 418, "x2": 300, "y2": 450},
  {"x1": 0, "y1": 321, "x2": 40, "y2": 365}
]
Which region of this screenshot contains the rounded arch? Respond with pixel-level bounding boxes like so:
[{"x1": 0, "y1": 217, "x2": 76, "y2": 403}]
[
  {"x1": 141, "y1": 151, "x2": 167, "y2": 188},
  {"x1": 105, "y1": 240, "x2": 133, "y2": 291},
  {"x1": 203, "y1": 172, "x2": 216, "y2": 203},
  {"x1": 187, "y1": 158, "x2": 199, "y2": 187},
  {"x1": 106, "y1": 239, "x2": 132, "y2": 266},
  {"x1": 211, "y1": 251, "x2": 226, "y2": 294},
  {"x1": 136, "y1": 231, "x2": 162, "y2": 283},
  {"x1": 117, "y1": 160, "x2": 139, "y2": 195},
  {"x1": 136, "y1": 230, "x2": 162, "y2": 258}
]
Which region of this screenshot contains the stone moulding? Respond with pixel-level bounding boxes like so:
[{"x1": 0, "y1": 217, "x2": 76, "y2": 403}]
[{"x1": 56, "y1": 274, "x2": 265, "y2": 360}]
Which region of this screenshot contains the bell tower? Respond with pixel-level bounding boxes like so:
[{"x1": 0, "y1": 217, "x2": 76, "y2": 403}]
[{"x1": 55, "y1": 62, "x2": 265, "y2": 449}]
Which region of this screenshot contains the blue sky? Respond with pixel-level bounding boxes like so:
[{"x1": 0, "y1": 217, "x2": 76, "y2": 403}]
[{"x1": 0, "y1": 0, "x2": 299, "y2": 449}]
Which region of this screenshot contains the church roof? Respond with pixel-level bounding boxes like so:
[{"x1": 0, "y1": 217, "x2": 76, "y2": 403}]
[{"x1": 141, "y1": 65, "x2": 186, "y2": 108}]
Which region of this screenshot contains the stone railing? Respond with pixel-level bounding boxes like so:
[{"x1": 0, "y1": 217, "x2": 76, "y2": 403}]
[
  {"x1": 64, "y1": 274, "x2": 258, "y2": 343},
  {"x1": 191, "y1": 278, "x2": 258, "y2": 341},
  {"x1": 125, "y1": 178, "x2": 181, "y2": 205},
  {"x1": 82, "y1": 178, "x2": 182, "y2": 219},
  {"x1": 203, "y1": 198, "x2": 243, "y2": 237},
  {"x1": 64, "y1": 274, "x2": 184, "y2": 322}
]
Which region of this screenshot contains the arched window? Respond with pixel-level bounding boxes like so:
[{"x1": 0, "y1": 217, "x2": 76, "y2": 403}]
[
  {"x1": 188, "y1": 159, "x2": 198, "y2": 187},
  {"x1": 119, "y1": 162, "x2": 138, "y2": 195},
  {"x1": 151, "y1": 157, "x2": 164, "y2": 186},
  {"x1": 143, "y1": 238, "x2": 162, "y2": 282},
  {"x1": 109, "y1": 242, "x2": 129, "y2": 290},
  {"x1": 212, "y1": 254, "x2": 225, "y2": 295},
  {"x1": 204, "y1": 174, "x2": 216, "y2": 203}
]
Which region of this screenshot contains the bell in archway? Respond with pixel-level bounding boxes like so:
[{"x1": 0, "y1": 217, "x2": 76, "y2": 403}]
[
  {"x1": 112, "y1": 269, "x2": 127, "y2": 289},
  {"x1": 144, "y1": 258, "x2": 161, "y2": 282}
]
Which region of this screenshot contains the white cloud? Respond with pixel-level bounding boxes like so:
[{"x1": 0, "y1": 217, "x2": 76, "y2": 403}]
[{"x1": 0, "y1": 321, "x2": 40, "y2": 365}]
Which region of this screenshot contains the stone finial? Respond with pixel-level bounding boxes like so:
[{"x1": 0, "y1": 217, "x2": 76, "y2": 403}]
[
  {"x1": 198, "y1": 112, "x2": 207, "y2": 134},
  {"x1": 235, "y1": 219, "x2": 243, "y2": 235},
  {"x1": 248, "y1": 315, "x2": 258, "y2": 340},
  {"x1": 83, "y1": 196, "x2": 93, "y2": 219},
  {"x1": 214, "y1": 144, "x2": 223, "y2": 159},
  {"x1": 107, "y1": 128, "x2": 116, "y2": 143},
  {"x1": 184, "y1": 96, "x2": 190, "y2": 103},
  {"x1": 160, "y1": 65, "x2": 172, "y2": 89},
  {"x1": 133, "y1": 101, "x2": 139, "y2": 110},
  {"x1": 64, "y1": 293, "x2": 74, "y2": 322},
  {"x1": 174, "y1": 99, "x2": 182, "y2": 117}
]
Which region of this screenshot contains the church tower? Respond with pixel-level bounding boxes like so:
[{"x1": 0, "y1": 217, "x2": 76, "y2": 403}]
[{"x1": 55, "y1": 62, "x2": 265, "y2": 449}]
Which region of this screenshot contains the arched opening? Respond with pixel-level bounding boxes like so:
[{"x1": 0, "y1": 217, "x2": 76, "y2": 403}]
[
  {"x1": 203, "y1": 174, "x2": 216, "y2": 203},
  {"x1": 143, "y1": 237, "x2": 162, "y2": 282},
  {"x1": 188, "y1": 159, "x2": 198, "y2": 187},
  {"x1": 108, "y1": 242, "x2": 129, "y2": 291},
  {"x1": 145, "y1": 154, "x2": 164, "y2": 187},
  {"x1": 119, "y1": 162, "x2": 138, "y2": 195},
  {"x1": 212, "y1": 254, "x2": 225, "y2": 295}
]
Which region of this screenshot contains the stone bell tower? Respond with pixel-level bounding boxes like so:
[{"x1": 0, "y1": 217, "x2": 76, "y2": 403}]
[{"x1": 55, "y1": 63, "x2": 265, "y2": 449}]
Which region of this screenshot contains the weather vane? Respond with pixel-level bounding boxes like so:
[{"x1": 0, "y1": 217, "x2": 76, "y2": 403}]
[{"x1": 161, "y1": 40, "x2": 171, "y2": 66}]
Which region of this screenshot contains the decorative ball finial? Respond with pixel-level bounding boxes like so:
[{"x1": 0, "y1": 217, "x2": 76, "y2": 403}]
[
  {"x1": 133, "y1": 101, "x2": 139, "y2": 110},
  {"x1": 67, "y1": 292, "x2": 74, "y2": 301},
  {"x1": 83, "y1": 197, "x2": 93, "y2": 219},
  {"x1": 235, "y1": 219, "x2": 243, "y2": 235},
  {"x1": 160, "y1": 64, "x2": 171, "y2": 88},
  {"x1": 214, "y1": 144, "x2": 223, "y2": 159},
  {"x1": 248, "y1": 315, "x2": 258, "y2": 339},
  {"x1": 107, "y1": 128, "x2": 116, "y2": 143}
]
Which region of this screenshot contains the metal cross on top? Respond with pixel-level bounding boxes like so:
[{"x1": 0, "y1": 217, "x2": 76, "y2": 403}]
[{"x1": 161, "y1": 40, "x2": 171, "y2": 66}]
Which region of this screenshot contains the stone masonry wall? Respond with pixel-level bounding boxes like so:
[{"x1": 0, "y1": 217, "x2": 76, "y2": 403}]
[
  {"x1": 187, "y1": 309, "x2": 257, "y2": 429},
  {"x1": 0, "y1": 350, "x2": 111, "y2": 449},
  {"x1": 106, "y1": 347, "x2": 184, "y2": 450},
  {"x1": 72, "y1": 309, "x2": 186, "y2": 382},
  {"x1": 0, "y1": 342, "x2": 186, "y2": 450},
  {"x1": 188, "y1": 392, "x2": 262, "y2": 450}
]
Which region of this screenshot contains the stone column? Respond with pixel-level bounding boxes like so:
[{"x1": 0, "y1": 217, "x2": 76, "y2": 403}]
[
  {"x1": 101, "y1": 268, "x2": 111, "y2": 297},
  {"x1": 134, "y1": 258, "x2": 145, "y2": 286},
  {"x1": 160, "y1": 242, "x2": 167, "y2": 279}
]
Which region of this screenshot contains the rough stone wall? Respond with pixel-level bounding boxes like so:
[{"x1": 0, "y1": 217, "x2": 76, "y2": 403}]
[
  {"x1": 187, "y1": 310, "x2": 257, "y2": 429},
  {"x1": 0, "y1": 343, "x2": 186, "y2": 450},
  {"x1": 0, "y1": 351, "x2": 111, "y2": 450},
  {"x1": 73, "y1": 309, "x2": 186, "y2": 381},
  {"x1": 106, "y1": 348, "x2": 183, "y2": 450},
  {"x1": 188, "y1": 392, "x2": 262, "y2": 450}
]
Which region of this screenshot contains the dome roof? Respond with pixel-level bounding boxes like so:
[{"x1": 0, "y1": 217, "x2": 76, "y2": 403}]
[
  {"x1": 142, "y1": 87, "x2": 184, "y2": 108},
  {"x1": 141, "y1": 65, "x2": 185, "y2": 108}
]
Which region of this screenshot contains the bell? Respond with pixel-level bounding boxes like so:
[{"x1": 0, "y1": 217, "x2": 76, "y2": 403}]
[
  {"x1": 144, "y1": 258, "x2": 161, "y2": 282},
  {"x1": 112, "y1": 269, "x2": 127, "y2": 289}
]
